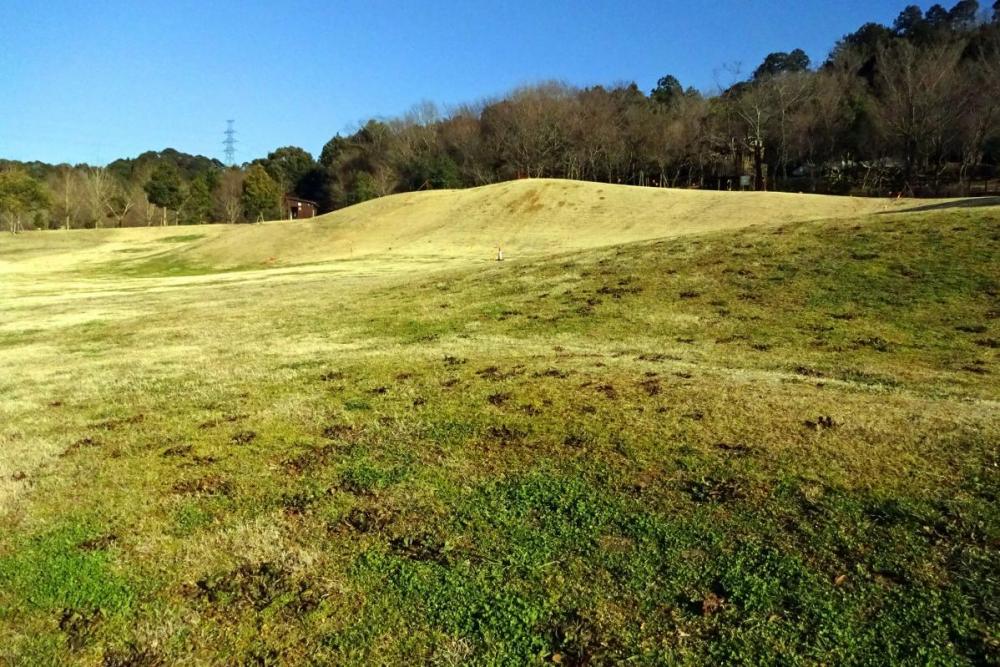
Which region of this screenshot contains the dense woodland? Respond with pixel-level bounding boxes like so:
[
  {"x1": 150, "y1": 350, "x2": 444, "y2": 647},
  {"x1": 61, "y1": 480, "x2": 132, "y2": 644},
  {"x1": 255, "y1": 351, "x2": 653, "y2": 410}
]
[{"x1": 2, "y1": 1, "x2": 1000, "y2": 231}]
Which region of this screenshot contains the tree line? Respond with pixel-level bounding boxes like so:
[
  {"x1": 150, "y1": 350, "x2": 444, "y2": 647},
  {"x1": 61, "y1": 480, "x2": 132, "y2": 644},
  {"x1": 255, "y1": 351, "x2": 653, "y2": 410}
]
[
  {"x1": 2, "y1": 1, "x2": 999, "y2": 232},
  {"x1": 0, "y1": 149, "x2": 286, "y2": 231}
]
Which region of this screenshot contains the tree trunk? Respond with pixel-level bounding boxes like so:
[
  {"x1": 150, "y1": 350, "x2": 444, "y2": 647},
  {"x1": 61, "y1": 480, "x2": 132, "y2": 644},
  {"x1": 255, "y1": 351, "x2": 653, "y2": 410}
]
[{"x1": 754, "y1": 145, "x2": 765, "y2": 191}]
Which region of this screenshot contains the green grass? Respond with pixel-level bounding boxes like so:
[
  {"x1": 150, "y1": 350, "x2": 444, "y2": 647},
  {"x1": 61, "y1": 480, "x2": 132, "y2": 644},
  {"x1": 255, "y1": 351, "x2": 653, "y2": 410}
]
[
  {"x1": 159, "y1": 234, "x2": 207, "y2": 243},
  {"x1": 0, "y1": 522, "x2": 135, "y2": 613},
  {"x1": 99, "y1": 251, "x2": 223, "y2": 278},
  {"x1": 0, "y1": 205, "x2": 997, "y2": 664}
]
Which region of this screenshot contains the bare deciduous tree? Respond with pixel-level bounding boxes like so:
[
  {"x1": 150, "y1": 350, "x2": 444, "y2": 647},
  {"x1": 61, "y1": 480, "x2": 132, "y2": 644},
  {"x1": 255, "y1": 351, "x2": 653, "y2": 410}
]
[
  {"x1": 212, "y1": 169, "x2": 246, "y2": 224},
  {"x1": 47, "y1": 166, "x2": 84, "y2": 230},
  {"x1": 85, "y1": 168, "x2": 134, "y2": 228},
  {"x1": 957, "y1": 34, "x2": 1000, "y2": 193},
  {"x1": 874, "y1": 40, "x2": 966, "y2": 192}
]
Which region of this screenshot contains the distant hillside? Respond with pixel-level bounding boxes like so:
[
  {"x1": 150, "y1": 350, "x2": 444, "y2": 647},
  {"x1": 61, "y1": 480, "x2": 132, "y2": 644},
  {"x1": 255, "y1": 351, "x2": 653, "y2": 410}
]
[{"x1": 0, "y1": 180, "x2": 956, "y2": 278}]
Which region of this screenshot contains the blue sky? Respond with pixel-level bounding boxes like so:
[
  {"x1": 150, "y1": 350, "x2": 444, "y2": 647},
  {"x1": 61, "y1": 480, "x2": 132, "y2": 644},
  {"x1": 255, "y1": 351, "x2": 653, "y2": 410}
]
[{"x1": 1, "y1": 1, "x2": 926, "y2": 165}]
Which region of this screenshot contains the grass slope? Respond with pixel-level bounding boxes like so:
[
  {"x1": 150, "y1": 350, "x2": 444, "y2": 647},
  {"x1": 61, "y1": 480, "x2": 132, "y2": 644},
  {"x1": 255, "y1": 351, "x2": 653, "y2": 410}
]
[
  {"x1": 0, "y1": 188, "x2": 997, "y2": 664},
  {"x1": 0, "y1": 179, "x2": 942, "y2": 281}
]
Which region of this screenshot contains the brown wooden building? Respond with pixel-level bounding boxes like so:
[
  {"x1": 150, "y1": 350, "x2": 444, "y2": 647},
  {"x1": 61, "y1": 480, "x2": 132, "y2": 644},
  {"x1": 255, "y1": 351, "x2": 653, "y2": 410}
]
[{"x1": 283, "y1": 195, "x2": 318, "y2": 220}]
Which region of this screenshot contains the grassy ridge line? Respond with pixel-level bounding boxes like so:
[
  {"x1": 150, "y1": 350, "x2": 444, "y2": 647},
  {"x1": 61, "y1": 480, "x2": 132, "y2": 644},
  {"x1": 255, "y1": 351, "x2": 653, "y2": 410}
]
[{"x1": 0, "y1": 179, "x2": 953, "y2": 281}]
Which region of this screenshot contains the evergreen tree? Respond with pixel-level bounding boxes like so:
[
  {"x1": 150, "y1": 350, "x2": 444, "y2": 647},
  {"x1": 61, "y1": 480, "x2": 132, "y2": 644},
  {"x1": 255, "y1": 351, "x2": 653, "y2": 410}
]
[
  {"x1": 925, "y1": 3, "x2": 951, "y2": 28},
  {"x1": 893, "y1": 5, "x2": 929, "y2": 40},
  {"x1": 241, "y1": 164, "x2": 282, "y2": 222},
  {"x1": 0, "y1": 170, "x2": 50, "y2": 233},
  {"x1": 948, "y1": 0, "x2": 980, "y2": 29},
  {"x1": 753, "y1": 49, "x2": 811, "y2": 79},
  {"x1": 651, "y1": 75, "x2": 683, "y2": 106},
  {"x1": 405, "y1": 154, "x2": 461, "y2": 190},
  {"x1": 182, "y1": 173, "x2": 214, "y2": 224},
  {"x1": 255, "y1": 147, "x2": 315, "y2": 195},
  {"x1": 143, "y1": 163, "x2": 185, "y2": 225},
  {"x1": 350, "y1": 172, "x2": 379, "y2": 204}
]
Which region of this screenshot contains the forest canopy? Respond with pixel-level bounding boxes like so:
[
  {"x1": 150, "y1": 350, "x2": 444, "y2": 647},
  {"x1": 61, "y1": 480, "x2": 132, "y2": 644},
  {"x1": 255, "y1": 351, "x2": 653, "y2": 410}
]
[{"x1": 2, "y1": 1, "x2": 999, "y2": 231}]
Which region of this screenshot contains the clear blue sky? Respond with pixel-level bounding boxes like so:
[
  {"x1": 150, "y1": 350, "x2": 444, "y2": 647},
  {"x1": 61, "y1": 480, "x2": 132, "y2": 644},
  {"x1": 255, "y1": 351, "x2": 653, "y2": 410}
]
[{"x1": 1, "y1": 1, "x2": 926, "y2": 166}]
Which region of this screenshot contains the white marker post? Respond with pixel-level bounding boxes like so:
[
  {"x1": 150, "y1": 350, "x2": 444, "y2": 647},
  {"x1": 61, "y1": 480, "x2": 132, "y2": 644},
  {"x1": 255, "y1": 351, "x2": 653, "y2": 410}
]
[{"x1": 497, "y1": 246, "x2": 504, "y2": 262}]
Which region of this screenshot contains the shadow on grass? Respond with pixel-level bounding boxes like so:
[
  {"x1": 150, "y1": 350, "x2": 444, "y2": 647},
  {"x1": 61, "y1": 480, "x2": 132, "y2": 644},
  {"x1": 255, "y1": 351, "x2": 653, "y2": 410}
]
[{"x1": 881, "y1": 196, "x2": 1000, "y2": 214}]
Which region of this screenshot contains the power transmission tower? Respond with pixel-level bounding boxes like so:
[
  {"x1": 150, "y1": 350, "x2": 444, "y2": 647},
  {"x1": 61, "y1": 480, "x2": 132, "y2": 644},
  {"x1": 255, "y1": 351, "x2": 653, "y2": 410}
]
[{"x1": 223, "y1": 120, "x2": 238, "y2": 166}]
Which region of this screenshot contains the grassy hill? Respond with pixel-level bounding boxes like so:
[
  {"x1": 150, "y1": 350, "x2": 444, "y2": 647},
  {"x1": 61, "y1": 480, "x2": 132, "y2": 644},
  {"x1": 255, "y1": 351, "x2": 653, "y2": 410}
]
[
  {"x1": 0, "y1": 182, "x2": 997, "y2": 664},
  {"x1": 1, "y1": 179, "x2": 940, "y2": 280}
]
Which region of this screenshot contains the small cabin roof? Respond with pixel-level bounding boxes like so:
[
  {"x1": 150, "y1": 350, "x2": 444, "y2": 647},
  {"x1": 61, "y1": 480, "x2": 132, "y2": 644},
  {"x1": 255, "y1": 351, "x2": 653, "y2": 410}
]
[{"x1": 283, "y1": 194, "x2": 318, "y2": 205}]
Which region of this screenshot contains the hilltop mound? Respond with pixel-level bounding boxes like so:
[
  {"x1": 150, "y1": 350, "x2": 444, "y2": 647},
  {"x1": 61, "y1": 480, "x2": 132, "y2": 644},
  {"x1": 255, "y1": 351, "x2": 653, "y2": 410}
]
[
  {"x1": 186, "y1": 179, "x2": 923, "y2": 268},
  {"x1": 0, "y1": 179, "x2": 942, "y2": 278}
]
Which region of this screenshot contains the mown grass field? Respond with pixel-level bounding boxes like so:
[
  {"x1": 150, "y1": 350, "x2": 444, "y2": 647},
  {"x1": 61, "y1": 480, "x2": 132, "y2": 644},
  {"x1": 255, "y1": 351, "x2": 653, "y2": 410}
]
[{"x1": 0, "y1": 182, "x2": 998, "y2": 665}]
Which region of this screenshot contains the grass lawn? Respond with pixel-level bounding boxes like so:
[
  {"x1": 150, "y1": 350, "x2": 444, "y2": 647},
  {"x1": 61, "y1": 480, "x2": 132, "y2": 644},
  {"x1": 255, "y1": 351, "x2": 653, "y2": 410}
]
[{"x1": 0, "y1": 190, "x2": 997, "y2": 664}]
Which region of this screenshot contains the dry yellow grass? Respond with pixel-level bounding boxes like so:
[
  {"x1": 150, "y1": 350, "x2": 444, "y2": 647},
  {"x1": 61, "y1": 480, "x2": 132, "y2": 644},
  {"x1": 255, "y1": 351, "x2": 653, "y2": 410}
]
[
  {"x1": 1, "y1": 179, "x2": 944, "y2": 280},
  {"x1": 199, "y1": 178, "x2": 918, "y2": 266},
  {"x1": 0, "y1": 181, "x2": 997, "y2": 664},
  {"x1": 0, "y1": 180, "x2": 979, "y2": 508}
]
